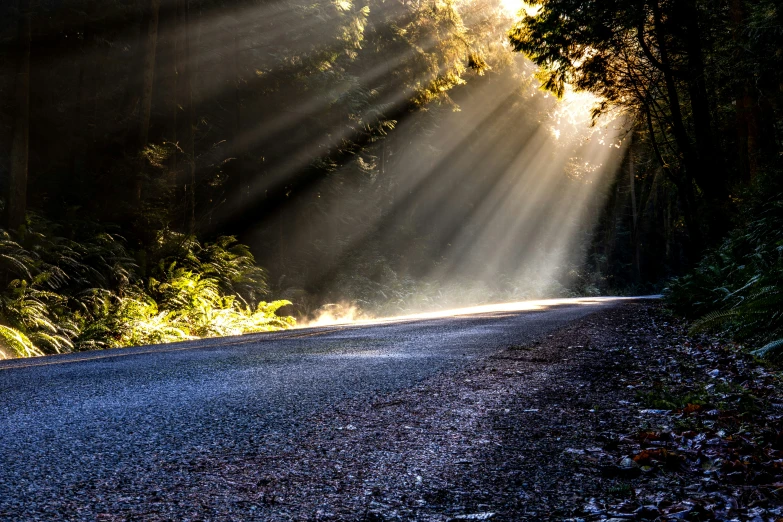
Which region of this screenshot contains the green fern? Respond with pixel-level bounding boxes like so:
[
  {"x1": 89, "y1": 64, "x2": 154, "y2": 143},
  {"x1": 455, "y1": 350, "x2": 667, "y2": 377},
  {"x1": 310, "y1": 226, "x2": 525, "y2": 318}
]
[
  {"x1": 0, "y1": 324, "x2": 43, "y2": 358},
  {"x1": 0, "y1": 219, "x2": 294, "y2": 358},
  {"x1": 667, "y1": 184, "x2": 783, "y2": 358},
  {"x1": 752, "y1": 338, "x2": 783, "y2": 358}
]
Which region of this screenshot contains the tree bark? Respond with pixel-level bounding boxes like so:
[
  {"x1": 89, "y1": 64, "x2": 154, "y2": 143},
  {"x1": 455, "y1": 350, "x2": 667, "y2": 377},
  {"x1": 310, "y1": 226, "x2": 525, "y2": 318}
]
[
  {"x1": 134, "y1": 0, "x2": 161, "y2": 204},
  {"x1": 232, "y1": 29, "x2": 246, "y2": 206},
  {"x1": 648, "y1": 1, "x2": 699, "y2": 189},
  {"x1": 681, "y1": 0, "x2": 725, "y2": 201},
  {"x1": 176, "y1": 0, "x2": 196, "y2": 233},
  {"x1": 643, "y1": 104, "x2": 702, "y2": 261},
  {"x1": 5, "y1": 0, "x2": 31, "y2": 230},
  {"x1": 729, "y1": 0, "x2": 751, "y2": 181},
  {"x1": 628, "y1": 142, "x2": 640, "y2": 283},
  {"x1": 137, "y1": 2, "x2": 161, "y2": 177},
  {"x1": 158, "y1": 2, "x2": 178, "y2": 200}
]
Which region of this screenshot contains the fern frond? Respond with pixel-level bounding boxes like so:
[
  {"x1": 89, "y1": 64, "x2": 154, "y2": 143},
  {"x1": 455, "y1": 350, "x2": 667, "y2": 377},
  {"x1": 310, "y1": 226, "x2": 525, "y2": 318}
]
[
  {"x1": 690, "y1": 309, "x2": 740, "y2": 332},
  {"x1": 752, "y1": 338, "x2": 783, "y2": 358},
  {"x1": 0, "y1": 325, "x2": 43, "y2": 357}
]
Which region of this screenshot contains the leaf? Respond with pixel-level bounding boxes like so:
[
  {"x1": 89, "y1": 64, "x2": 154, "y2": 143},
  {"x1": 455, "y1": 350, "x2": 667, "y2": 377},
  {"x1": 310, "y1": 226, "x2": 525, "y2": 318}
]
[
  {"x1": 751, "y1": 338, "x2": 783, "y2": 358},
  {"x1": 0, "y1": 324, "x2": 43, "y2": 358}
]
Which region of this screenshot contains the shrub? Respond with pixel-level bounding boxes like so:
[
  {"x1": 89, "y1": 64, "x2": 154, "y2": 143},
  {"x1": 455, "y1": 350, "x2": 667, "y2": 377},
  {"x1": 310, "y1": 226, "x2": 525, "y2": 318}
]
[
  {"x1": 0, "y1": 219, "x2": 294, "y2": 358},
  {"x1": 666, "y1": 175, "x2": 783, "y2": 358}
]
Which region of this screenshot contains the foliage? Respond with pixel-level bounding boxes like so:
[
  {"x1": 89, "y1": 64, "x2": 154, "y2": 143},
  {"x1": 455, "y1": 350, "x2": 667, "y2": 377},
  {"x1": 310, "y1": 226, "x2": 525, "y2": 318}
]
[
  {"x1": 2, "y1": 0, "x2": 779, "y2": 346},
  {"x1": 0, "y1": 218, "x2": 294, "y2": 358},
  {"x1": 3, "y1": 0, "x2": 641, "y2": 325},
  {"x1": 510, "y1": 0, "x2": 783, "y2": 257},
  {"x1": 146, "y1": 230, "x2": 270, "y2": 308},
  {"x1": 511, "y1": 0, "x2": 782, "y2": 353},
  {"x1": 666, "y1": 174, "x2": 783, "y2": 357}
]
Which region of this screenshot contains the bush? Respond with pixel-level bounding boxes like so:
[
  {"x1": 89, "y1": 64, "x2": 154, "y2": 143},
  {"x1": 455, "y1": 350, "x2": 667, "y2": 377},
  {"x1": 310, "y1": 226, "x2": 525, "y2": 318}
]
[
  {"x1": 666, "y1": 174, "x2": 783, "y2": 358},
  {"x1": 0, "y1": 218, "x2": 294, "y2": 358}
]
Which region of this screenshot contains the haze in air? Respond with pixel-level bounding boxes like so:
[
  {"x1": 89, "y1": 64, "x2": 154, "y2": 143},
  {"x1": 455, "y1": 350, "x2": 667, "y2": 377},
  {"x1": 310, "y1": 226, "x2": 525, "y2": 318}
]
[{"x1": 0, "y1": 0, "x2": 779, "y2": 355}]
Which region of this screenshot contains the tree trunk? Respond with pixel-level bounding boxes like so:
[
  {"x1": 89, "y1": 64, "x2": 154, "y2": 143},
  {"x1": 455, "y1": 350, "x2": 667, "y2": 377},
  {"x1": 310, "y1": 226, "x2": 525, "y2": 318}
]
[
  {"x1": 643, "y1": 102, "x2": 703, "y2": 260},
  {"x1": 665, "y1": 182, "x2": 672, "y2": 263},
  {"x1": 728, "y1": 0, "x2": 778, "y2": 181},
  {"x1": 159, "y1": 3, "x2": 178, "y2": 200},
  {"x1": 628, "y1": 144, "x2": 640, "y2": 283},
  {"x1": 5, "y1": 0, "x2": 31, "y2": 231},
  {"x1": 134, "y1": 0, "x2": 161, "y2": 204},
  {"x1": 682, "y1": 1, "x2": 725, "y2": 202},
  {"x1": 678, "y1": 179, "x2": 700, "y2": 263},
  {"x1": 232, "y1": 29, "x2": 246, "y2": 205},
  {"x1": 729, "y1": 0, "x2": 751, "y2": 181},
  {"x1": 679, "y1": 1, "x2": 734, "y2": 244},
  {"x1": 176, "y1": 0, "x2": 195, "y2": 233},
  {"x1": 649, "y1": 1, "x2": 701, "y2": 193}
]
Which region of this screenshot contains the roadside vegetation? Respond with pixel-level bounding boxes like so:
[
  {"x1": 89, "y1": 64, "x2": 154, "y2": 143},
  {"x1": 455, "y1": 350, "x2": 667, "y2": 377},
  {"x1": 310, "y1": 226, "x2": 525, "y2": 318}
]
[
  {"x1": 666, "y1": 174, "x2": 783, "y2": 359},
  {"x1": 0, "y1": 216, "x2": 293, "y2": 358},
  {"x1": 511, "y1": 0, "x2": 783, "y2": 360}
]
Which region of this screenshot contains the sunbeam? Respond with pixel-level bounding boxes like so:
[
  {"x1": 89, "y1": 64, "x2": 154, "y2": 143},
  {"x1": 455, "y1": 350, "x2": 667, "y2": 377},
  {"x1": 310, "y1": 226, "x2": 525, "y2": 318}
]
[
  {"x1": 1, "y1": 0, "x2": 662, "y2": 350},
  {"x1": 271, "y1": 55, "x2": 629, "y2": 316}
]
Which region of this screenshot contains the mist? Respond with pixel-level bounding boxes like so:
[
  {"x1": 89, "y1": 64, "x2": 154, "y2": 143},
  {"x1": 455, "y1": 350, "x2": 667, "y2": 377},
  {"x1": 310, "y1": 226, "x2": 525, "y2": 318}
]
[
  {"x1": 245, "y1": 60, "x2": 629, "y2": 320},
  {"x1": 0, "y1": 0, "x2": 630, "y2": 329}
]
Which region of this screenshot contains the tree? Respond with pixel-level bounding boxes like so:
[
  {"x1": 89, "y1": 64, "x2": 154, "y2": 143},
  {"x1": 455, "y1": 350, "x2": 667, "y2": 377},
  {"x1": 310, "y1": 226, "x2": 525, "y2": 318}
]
[
  {"x1": 508, "y1": 0, "x2": 776, "y2": 255},
  {"x1": 134, "y1": 0, "x2": 161, "y2": 204},
  {"x1": 5, "y1": 0, "x2": 31, "y2": 230},
  {"x1": 176, "y1": 0, "x2": 196, "y2": 233}
]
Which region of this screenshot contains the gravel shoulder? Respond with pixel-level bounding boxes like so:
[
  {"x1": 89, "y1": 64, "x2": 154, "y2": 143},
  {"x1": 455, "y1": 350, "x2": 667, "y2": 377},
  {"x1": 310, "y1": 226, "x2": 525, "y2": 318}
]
[{"x1": 3, "y1": 300, "x2": 781, "y2": 521}]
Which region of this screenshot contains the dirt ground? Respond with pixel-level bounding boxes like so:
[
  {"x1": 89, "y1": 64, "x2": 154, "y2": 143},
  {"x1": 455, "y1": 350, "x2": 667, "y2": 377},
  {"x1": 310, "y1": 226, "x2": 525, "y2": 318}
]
[{"x1": 97, "y1": 301, "x2": 783, "y2": 521}]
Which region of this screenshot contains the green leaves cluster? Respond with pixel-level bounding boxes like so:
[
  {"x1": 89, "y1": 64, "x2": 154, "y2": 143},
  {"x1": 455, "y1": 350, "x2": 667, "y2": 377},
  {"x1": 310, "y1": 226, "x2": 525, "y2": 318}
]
[
  {"x1": 666, "y1": 176, "x2": 783, "y2": 358},
  {"x1": 0, "y1": 219, "x2": 294, "y2": 359},
  {"x1": 511, "y1": 0, "x2": 782, "y2": 351}
]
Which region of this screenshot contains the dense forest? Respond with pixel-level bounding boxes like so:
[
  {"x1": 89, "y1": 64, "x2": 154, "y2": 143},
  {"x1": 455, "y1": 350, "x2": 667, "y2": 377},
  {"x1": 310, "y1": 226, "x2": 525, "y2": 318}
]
[
  {"x1": 0, "y1": 0, "x2": 781, "y2": 358},
  {"x1": 508, "y1": 0, "x2": 783, "y2": 356}
]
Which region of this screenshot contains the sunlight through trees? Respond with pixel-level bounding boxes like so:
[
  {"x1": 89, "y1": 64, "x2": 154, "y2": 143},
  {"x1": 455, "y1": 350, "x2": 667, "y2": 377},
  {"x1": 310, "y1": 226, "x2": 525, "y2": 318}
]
[{"x1": 0, "y1": 0, "x2": 780, "y2": 357}]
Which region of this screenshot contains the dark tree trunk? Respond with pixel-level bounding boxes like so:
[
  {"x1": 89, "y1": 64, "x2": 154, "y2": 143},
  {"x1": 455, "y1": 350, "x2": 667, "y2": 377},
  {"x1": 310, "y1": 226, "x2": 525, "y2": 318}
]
[
  {"x1": 5, "y1": 0, "x2": 31, "y2": 230},
  {"x1": 666, "y1": 187, "x2": 672, "y2": 262},
  {"x1": 682, "y1": 1, "x2": 724, "y2": 200},
  {"x1": 729, "y1": 0, "x2": 779, "y2": 180},
  {"x1": 158, "y1": 3, "x2": 178, "y2": 198},
  {"x1": 649, "y1": 2, "x2": 700, "y2": 190},
  {"x1": 756, "y1": 85, "x2": 780, "y2": 169},
  {"x1": 643, "y1": 98, "x2": 703, "y2": 261},
  {"x1": 134, "y1": 0, "x2": 161, "y2": 204},
  {"x1": 680, "y1": 1, "x2": 731, "y2": 242},
  {"x1": 176, "y1": 0, "x2": 195, "y2": 234},
  {"x1": 232, "y1": 29, "x2": 246, "y2": 206},
  {"x1": 628, "y1": 143, "x2": 641, "y2": 283},
  {"x1": 678, "y1": 179, "x2": 700, "y2": 263},
  {"x1": 730, "y1": 0, "x2": 752, "y2": 181}
]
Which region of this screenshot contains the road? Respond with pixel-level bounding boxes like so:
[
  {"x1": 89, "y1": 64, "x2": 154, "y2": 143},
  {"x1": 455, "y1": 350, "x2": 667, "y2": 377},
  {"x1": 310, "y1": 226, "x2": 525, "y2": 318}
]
[{"x1": 0, "y1": 297, "x2": 650, "y2": 518}]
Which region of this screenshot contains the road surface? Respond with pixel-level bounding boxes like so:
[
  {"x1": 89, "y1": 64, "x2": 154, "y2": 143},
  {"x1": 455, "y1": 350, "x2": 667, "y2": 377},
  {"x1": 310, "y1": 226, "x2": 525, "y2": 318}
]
[{"x1": 0, "y1": 297, "x2": 650, "y2": 518}]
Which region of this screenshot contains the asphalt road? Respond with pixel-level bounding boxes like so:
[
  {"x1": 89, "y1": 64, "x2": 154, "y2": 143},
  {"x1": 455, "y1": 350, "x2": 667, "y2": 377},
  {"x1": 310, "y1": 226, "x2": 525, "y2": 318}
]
[{"x1": 0, "y1": 297, "x2": 650, "y2": 518}]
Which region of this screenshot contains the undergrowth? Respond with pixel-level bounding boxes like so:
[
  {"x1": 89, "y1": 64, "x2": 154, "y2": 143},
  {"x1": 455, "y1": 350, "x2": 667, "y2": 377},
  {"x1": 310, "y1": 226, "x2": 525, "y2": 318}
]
[
  {"x1": 279, "y1": 242, "x2": 606, "y2": 319},
  {"x1": 0, "y1": 217, "x2": 294, "y2": 359},
  {"x1": 666, "y1": 173, "x2": 783, "y2": 358}
]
